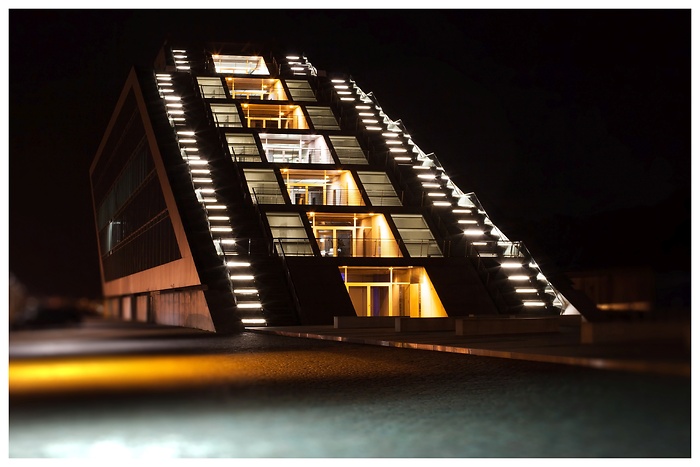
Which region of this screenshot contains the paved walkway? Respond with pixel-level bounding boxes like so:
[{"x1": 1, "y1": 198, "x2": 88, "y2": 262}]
[{"x1": 248, "y1": 321, "x2": 691, "y2": 377}]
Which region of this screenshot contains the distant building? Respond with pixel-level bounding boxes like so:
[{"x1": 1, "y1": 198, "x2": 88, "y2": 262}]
[{"x1": 89, "y1": 41, "x2": 582, "y2": 333}]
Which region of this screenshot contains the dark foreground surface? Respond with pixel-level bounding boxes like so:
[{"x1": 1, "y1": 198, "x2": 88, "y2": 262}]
[{"x1": 9, "y1": 319, "x2": 691, "y2": 458}]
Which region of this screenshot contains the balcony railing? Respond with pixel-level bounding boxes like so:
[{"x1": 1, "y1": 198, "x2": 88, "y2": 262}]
[{"x1": 315, "y1": 237, "x2": 401, "y2": 258}]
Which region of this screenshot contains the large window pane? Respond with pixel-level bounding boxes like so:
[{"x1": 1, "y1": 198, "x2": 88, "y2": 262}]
[
  {"x1": 211, "y1": 54, "x2": 269, "y2": 75},
  {"x1": 306, "y1": 106, "x2": 340, "y2": 130},
  {"x1": 391, "y1": 214, "x2": 442, "y2": 257},
  {"x1": 266, "y1": 213, "x2": 313, "y2": 256},
  {"x1": 260, "y1": 133, "x2": 332, "y2": 164},
  {"x1": 197, "y1": 77, "x2": 227, "y2": 98},
  {"x1": 243, "y1": 168, "x2": 284, "y2": 204},
  {"x1": 356, "y1": 172, "x2": 402, "y2": 206},
  {"x1": 210, "y1": 104, "x2": 242, "y2": 127},
  {"x1": 329, "y1": 135, "x2": 367, "y2": 164},
  {"x1": 227, "y1": 134, "x2": 261, "y2": 162},
  {"x1": 285, "y1": 80, "x2": 316, "y2": 102}
]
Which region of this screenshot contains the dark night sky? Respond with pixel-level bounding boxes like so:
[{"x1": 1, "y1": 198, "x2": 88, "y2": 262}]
[{"x1": 7, "y1": 9, "x2": 692, "y2": 299}]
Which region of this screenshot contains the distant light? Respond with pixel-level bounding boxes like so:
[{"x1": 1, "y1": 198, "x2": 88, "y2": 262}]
[
  {"x1": 422, "y1": 183, "x2": 440, "y2": 188},
  {"x1": 523, "y1": 301, "x2": 546, "y2": 307},
  {"x1": 234, "y1": 288, "x2": 259, "y2": 294},
  {"x1": 385, "y1": 140, "x2": 402, "y2": 145},
  {"x1": 165, "y1": 96, "x2": 181, "y2": 101},
  {"x1": 331, "y1": 79, "x2": 346, "y2": 83},
  {"x1": 227, "y1": 261, "x2": 251, "y2": 267},
  {"x1": 190, "y1": 169, "x2": 210, "y2": 174},
  {"x1": 362, "y1": 119, "x2": 379, "y2": 124},
  {"x1": 471, "y1": 241, "x2": 488, "y2": 246},
  {"x1": 453, "y1": 209, "x2": 472, "y2": 214},
  {"x1": 464, "y1": 229, "x2": 483, "y2": 236},
  {"x1": 356, "y1": 105, "x2": 371, "y2": 109},
  {"x1": 417, "y1": 174, "x2": 435, "y2": 179},
  {"x1": 177, "y1": 130, "x2": 195, "y2": 135},
  {"x1": 500, "y1": 262, "x2": 523, "y2": 268},
  {"x1": 366, "y1": 126, "x2": 383, "y2": 131},
  {"x1": 457, "y1": 220, "x2": 477, "y2": 224},
  {"x1": 166, "y1": 103, "x2": 183, "y2": 108},
  {"x1": 179, "y1": 138, "x2": 196, "y2": 143},
  {"x1": 193, "y1": 178, "x2": 213, "y2": 183},
  {"x1": 206, "y1": 204, "x2": 227, "y2": 210},
  {"x1": 340, "y1": 97, "x2": 355, "y2": 101},
  {"x1": 211, "y1": 227, "x2": 232, "y2": 232},
  {"x1": 433, "y1": 201, "x2": 451, "y2": 207},
  {"x1": 394, "y1": 156, "x2": 412, "y2": 162},
  {"x1": 286, "y1": 55, "x2": 300, "y2": 60},
  {"x1": 390, "y1": 148, "x2": 407, "y2": 153},
  {"x1": 358, "y1": 112, "x2": 375, "y2": 116},
  {"x1": 382, "y1": 133, "x2": 399, "y2": 138},
  {"x1": 413, "y1": 166, "x2": 431, "y2": 170},
  {"x1": 237, "y1": 303, "x2": 262, "y2": 309},
  {"x1": 427, "y1": 192, "x2": 446, "y2": 197},
  {"x1": 219, "y1": 239, "x2": 236, "y2": 244},
  {"x1": 516, "y1": 288, "x2": 538, "y2": 293},
  {"x1": 208, "y1": 216, "x2": 229, "y2": 221}
]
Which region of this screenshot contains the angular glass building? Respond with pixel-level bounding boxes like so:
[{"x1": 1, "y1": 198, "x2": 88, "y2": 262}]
[{"x1": 90, "y1": 41, "x2": 585, "y2": 333}]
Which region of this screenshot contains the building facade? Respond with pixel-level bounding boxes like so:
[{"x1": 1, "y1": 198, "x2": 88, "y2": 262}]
[{"x1": 90, "y1": 41, "x2": 582, "y2": 333}]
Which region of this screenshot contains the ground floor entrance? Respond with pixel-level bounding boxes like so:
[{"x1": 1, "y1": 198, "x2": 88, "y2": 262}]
[{"x1": 340, "y1": 266, "x2": 447, "y2": 318}]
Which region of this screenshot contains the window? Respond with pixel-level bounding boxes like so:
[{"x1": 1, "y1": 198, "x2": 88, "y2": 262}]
[
  {"x1": 241, "y1": 104, "x2": 308, "y2": 129},
  {"x1": 243, "y1": 168, "x2": 284, "y2": 204},
  {"x1": 356, "y1": 172, "x2": 402, "y2": 206},
  {"x1": 308, "y1": 212, "x2": 400, "y2": 258},
  {"x1": 224, "y1": 77, "x2": 287, "y2": 100},
  {"x1": 211, "y1": 54, "x2": 269, "y2": 75},
  {"x1": 197, "y1": 77, "x2": 227, "y2": 98},
  {"x1": 226, "y1": 134, "x2": 261, "y2": 162},
  {"x1": 210, "y1": 104, "x2": 242, "y2": 127},
  {"x1": 281, "y1": 169, "x2": 364, "y2": 206},
  {"x1": 285, "y1": 80, "x2": 316, "y2": 101},
  {"x1": 306, "y1": 107, "x2": 340, "y2": 130},
  {"x1": 340, "y1": 266, "x2": 447, "y2": 318},
  {"x1": 260, "y1": 133, "x2": 332, "y2": 164},
  {"x1": 266, "y1": 213, "x2": 313, "y2": 256},
  {"x1": 391, "y1": 214, "x2": 442, "y2": 257},
  {"x1": 329, "y1": 136, "x2": 368, "y2": 164}
]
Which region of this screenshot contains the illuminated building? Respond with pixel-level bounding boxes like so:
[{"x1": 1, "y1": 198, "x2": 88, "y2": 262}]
[{"x1": 90, "y1": 41, "x2": 581, "y2": 332}]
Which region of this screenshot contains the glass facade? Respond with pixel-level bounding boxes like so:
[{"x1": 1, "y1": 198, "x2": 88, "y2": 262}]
[{"x1": 91, "y1": 90, "x2": 180, "y2": 282}]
